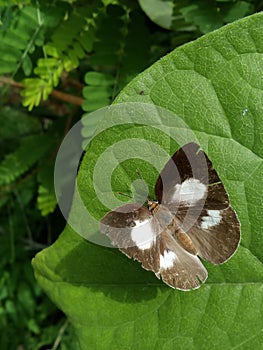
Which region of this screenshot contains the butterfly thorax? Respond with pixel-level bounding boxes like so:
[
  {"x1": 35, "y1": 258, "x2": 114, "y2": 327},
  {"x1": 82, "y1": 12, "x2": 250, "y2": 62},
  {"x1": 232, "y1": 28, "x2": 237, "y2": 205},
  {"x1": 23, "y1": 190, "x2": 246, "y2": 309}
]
[
  {"x1": 148, "y1": 201, "x2": 198, "y2": 256},
  {"x1": 147, "y1": 199, "x2": 159, "y2": 212}
]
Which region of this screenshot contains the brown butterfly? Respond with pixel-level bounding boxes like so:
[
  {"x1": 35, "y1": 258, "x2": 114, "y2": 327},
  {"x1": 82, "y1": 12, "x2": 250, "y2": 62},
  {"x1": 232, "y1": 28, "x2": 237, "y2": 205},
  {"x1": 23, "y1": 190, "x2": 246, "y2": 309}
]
[{"x1": 100, "y1": 143, "x2": 240, "y2": 290}]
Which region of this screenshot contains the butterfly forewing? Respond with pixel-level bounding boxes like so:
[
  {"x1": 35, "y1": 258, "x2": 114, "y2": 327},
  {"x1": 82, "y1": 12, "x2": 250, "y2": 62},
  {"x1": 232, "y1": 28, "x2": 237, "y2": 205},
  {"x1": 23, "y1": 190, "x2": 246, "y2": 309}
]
[
  {"x1": 100, "y1": 142, "x2": 240, "y2": 290},
  {"x1": 155, "y1": 142, "x2": 229, "y2": 209},
  {"x1": 100, "y1": 204, "x2": 153, "y2": 248}
]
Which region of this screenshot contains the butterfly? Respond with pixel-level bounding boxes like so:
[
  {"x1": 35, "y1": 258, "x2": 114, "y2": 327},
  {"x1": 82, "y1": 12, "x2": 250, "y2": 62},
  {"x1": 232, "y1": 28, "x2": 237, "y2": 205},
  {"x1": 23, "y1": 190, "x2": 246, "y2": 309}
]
[{"x1": 100, "y1": 143, "x2": 240, "y2": 290}]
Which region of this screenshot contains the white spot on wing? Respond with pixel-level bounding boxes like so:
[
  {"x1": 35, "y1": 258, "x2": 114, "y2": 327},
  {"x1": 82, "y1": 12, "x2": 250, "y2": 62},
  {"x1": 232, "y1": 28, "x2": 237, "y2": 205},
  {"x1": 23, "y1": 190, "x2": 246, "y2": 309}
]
[
  {"x1": 160, "y1": 250, "x2": 177, "y2": 269},
  {"x1": 201, "y1": 210, "x2": 222, "y2": 229},
  {"x1": 172, "y1": 178, "x2": 207, "y2": 205},
  {"x1": 131, "y1": 219, "x2": 155, "y2": 250}
]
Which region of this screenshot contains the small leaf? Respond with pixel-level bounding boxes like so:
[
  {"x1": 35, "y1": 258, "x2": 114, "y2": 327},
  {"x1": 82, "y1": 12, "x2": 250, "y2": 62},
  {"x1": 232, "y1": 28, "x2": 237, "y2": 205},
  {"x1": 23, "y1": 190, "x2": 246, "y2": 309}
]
[
  {"x1": 37, "y1": 185, "x2": 57, "y2": 216},
  {"x1": 37, "y1": 161, "x2": 57, "y2": 216},
  {"x1": 223, "y1": 1, "x2": 253, "y2": 22},
  {"x1": 138, "y1": 0, "x2": 174, "y2": 29}
]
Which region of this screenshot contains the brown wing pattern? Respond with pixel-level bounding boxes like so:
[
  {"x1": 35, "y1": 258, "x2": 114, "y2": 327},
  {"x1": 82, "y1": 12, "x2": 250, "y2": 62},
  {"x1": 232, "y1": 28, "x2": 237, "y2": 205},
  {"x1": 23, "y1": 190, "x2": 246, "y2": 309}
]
[
  {"x1": 155, "y1": 142, "x2": 240, "y2": 264},
  {"x1": 155, "y1": 142, "x2": 229, "y2": 209},
  {"x1": 176, "y1": 207, "x2": 240, "y2": 264},
  {"x1": 100, "y1": 204, "x2": 208, "y2": 290},
  {"x1": 156, "y1": 230, "x2": 207, "y2": 290},
  {"x1": 100, "y1": 204, "x2": 152, "y2": 247},
  {"x1": 100, "y1": 142, "x2": 240, "y2": 290}
]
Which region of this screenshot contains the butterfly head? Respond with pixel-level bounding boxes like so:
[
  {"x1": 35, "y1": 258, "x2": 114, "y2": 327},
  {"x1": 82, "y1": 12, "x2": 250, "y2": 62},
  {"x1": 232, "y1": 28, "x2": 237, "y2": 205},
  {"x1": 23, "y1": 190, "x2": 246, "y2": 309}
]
[{"x1": 147, "y1": 199, "x2": 159, "y2": 212}]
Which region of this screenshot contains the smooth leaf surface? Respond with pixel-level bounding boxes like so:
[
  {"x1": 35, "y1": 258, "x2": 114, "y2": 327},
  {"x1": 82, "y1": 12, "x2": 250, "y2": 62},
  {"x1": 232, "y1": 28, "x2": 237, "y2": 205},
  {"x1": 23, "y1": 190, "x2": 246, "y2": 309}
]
[{"x1": 33, "y1": 13, "x2": 263, "y2": 350}]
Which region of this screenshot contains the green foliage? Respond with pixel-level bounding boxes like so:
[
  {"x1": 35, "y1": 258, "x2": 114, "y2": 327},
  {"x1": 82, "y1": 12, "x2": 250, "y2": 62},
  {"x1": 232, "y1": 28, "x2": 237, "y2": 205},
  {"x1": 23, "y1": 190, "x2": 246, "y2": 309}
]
[
  {"x1": 21, "y1": 4, "x2": 99, "y2": 110},
  {"x1": 0, "y1": 134, "x2": 55, "y2": 185},
  {"x1": 0, "y1": 107, "x2": 61, "y2": 217},
  {"x1": 0, "y1": 170, "x2": 67, "y2": 349},
  {"x1": 0, "y1": 114, "x2": 76, "y2": 347},
  {"x1": 82, "y1": 5, "x2": 152, "y2": 112},
  {"x1": 37, "y1": 160, "x2": 57, "y2": 216},
  {"x1": 82, "y1": 71, "x2": 115, "y2": 111},
  {"x1": 33, "y1": 12, "x2": 263, "y2": 350},
  {"x1": 0, "y1": 0, "x2": 262, "y2": 349},
  {"x1": 0, "y1": 250, "x2": 78, "y2": 349},
  {"x1": 139, "y1": 0, "x2": 256, "y2": 33},
  {"x1": 0, "y1": 4, "x2": 64, "y2": 76}
]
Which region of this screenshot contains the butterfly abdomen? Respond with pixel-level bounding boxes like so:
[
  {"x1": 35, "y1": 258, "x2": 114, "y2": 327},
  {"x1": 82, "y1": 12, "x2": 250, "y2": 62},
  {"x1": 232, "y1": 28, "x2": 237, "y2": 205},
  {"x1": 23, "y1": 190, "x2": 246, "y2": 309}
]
[{"x1": 172, "y1": 222, "x2": 197, "y2": 255}]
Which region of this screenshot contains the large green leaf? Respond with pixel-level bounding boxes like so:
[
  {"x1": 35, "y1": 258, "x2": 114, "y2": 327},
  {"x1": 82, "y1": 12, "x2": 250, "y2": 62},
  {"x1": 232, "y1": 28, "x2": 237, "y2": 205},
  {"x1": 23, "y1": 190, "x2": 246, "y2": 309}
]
[{"x1": 33, "y1": 13, "x2": 263, "y2": 349}]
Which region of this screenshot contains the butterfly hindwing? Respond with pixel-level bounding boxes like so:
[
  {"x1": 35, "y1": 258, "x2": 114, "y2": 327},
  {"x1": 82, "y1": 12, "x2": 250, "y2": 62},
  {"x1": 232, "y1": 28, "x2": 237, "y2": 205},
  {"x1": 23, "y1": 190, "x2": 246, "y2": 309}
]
[
  {"x1": 100, "y1": 204, "x2": 208, "y2": 290},
  {"x1": 175, "y1": 206, "x2": 240, "y2": 264},
  {"x1": 156, "y1": 229, "x2": 207, "y2": 290}
]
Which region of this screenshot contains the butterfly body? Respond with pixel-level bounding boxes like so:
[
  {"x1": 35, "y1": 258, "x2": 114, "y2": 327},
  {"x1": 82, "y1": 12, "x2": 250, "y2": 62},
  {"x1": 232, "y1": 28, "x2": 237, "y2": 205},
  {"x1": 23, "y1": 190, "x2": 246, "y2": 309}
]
[
  {"x1": 100, "y1": 143, "x2": 240, "y2": 290},
  {"x1": 146, "y1": 201, "x2": 197, "y2": 255}
]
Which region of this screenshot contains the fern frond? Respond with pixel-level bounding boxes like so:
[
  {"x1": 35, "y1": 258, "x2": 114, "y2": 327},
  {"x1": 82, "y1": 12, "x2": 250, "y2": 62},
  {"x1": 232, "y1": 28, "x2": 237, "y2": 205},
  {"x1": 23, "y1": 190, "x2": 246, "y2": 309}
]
[
  {"x1": 0, "y1": 5, "x2": 64, "y2": 76},
  {"x1": 118, "y1": 9, "x2": 152, "y2": 88},
  {"x1": 21, "y1": 78, "x2": 54, "y2": 109},
  {"x1": 37, "y1": 160, "x2": 56, "y2": 216},
  {"x1": 21, "y1": 5, "x2": 98, "y2": 110},
  {"x1": 37, "y1": 185, "x2": 57, "y2": 216},
  {"x1": 48, "y1": 6, "x2": 96, "y2": 67},
  {"x1": 82, "y1": 71, "x2": 115, "y2": 112},
  {"x1": 82, "y1": 5, "x2": 152, "y2": 113},
  {"x1": 0, "y1": 107, "x2": 41, "y2": 143},
  {"x1": 0, "y1": 134, "x2": 55, "y2": 186}
]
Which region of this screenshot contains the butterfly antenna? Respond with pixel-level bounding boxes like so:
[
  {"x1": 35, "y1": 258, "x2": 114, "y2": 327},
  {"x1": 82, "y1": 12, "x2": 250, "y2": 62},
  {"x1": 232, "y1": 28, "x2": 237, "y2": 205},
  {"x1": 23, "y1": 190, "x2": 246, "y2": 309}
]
[{"x1": 117, "y1": 191, "x2": 133, "y2": 199}]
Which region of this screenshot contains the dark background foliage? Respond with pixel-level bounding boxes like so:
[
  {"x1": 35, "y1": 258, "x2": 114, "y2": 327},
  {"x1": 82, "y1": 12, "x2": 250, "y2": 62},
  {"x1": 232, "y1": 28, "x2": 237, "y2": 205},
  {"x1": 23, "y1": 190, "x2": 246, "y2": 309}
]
[{"x1": 0, "y1": 0, "x2": 262, "y2": 348}]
